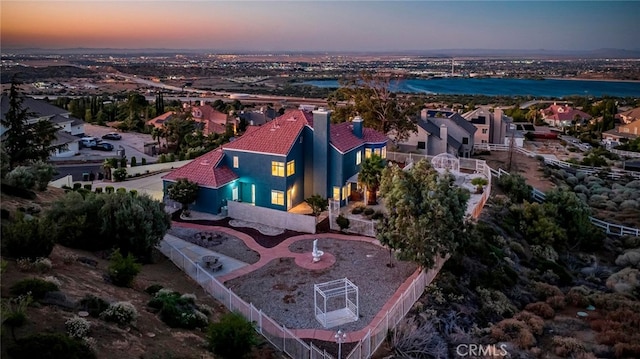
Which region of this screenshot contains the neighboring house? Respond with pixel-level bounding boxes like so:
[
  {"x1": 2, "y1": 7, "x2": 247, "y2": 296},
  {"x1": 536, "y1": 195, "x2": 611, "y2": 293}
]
[
  {"x1": 394, "y1": 109, "x2": 476, "y2": 157},
  {"x1": 0, "y1": 94, "x2": 84, "y2": 158},
  {"x1": 147, "y1": 111, "x2": 177, "y2": 129},
  {"x1": 189, "y1": 102, "x2": 228, "y2": 135},
  {"x1": 236, "y1": 107, "x2": 278, "y2": 127},
  {"x1": 162, "y1": 109, "x2": 388, "y2": 215},
  {"x1": 462, "y1": 107, "x2": 491, "y2": 145},
  {"x1": 602, "y1": 119, "x2": 640, "y2": 146},
  {"x1": 619, "y1": 107, "x2": 640, "y2": 124},
  {"x1": 540, "y1": 103, "x2": 591, "y2": 128}
]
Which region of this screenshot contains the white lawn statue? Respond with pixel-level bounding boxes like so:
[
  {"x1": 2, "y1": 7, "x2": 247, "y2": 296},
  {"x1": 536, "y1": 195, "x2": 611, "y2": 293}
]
[{"x1": 312, "y1": 239, "x2": 324, "y2": 263}]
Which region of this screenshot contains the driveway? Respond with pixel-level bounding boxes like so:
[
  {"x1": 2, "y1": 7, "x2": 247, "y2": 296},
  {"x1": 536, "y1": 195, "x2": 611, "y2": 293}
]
[{"x1": 77, "y1": 124, "x2": 158, "y2": 163}]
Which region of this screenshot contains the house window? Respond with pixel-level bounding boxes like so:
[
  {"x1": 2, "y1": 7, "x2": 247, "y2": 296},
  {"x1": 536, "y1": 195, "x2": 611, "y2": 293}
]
[
  {"x1": 287, "y1": 160, "x2": 295, "y2": 176},
  {"x1": 381, "y1": 146, "x2": 386, "y2": 158},
  {"x1": 417, "y1": 141, "x2": 426, "y2": 149},
  {"x1": 233, "y1": 156, "x2": 239, "y2": 168},
  {"x1": 333, "y1": 187, "x2": 340, "y2": 201},
  {"x1": 365, "y1": 148, "x2": 372, "y2": 159},
  {"x1": 482, "y1": 128, "x2": 488, "y2": 134},
  {"x1": 271, "y1": 161, "x2": 284, "y2": 177},
  {"x1": 271, "y1": 190, "x2": 284, "y2": 206},
  {"x1": 462, "y1": 137, "x2": 469, "y2": 145},
  {"x1": 356, "y1": 150, "x2": 362, "y2": 165},
  {"x1": 342, "y1": 186, "x2": 348, "y2": 200},
  {"x1": 481, "y1": 140, "x2": 487, "y2": 144}
]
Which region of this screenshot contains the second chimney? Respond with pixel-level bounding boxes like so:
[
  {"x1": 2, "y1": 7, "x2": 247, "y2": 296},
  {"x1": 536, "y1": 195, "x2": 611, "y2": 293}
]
[{"x1": 352, "y1": 116, "x2": 363, "y2": 138}]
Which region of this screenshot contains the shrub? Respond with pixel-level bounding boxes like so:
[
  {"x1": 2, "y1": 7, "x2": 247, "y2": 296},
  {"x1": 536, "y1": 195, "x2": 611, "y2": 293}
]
[
  {"x1": 207, "y1": 312, "x2": 257, "y2": 359},
  {"x1": 107, "y1": 249, "x2": 141, "y2": 288},
  {"x1": 42, "y1": 275, "x2": 62, "y2": 287},
  {"x1": 105, "y1": 186, "x2": 114, "y2": 193},
  {"x1": 65, "y1": 316, "x2": 91, "y2": 339},
  {"x1": 533, "y1": 281, "x2": 563, "y2": 300},
  {"x1": 351, "y1": 206, "x2": 364, "y2": 215},
  {"x1": 363, "y1": 207, "x2": 375, "y2": 216},
  {"x1": 130, "y1": 156, "x2": 137, "y2": 167},
  {"x1": 78, "y1": 294, "x2": 111, "y2": 318},
  {"x1": 546, "y1": 295, "x2": 567, "y2": 310},
  {"x1": 615, "y1": 249, "x2": 640, "y2": 269},
  {"x1": 1, "y1": 294, "x2": 32, "y2": 335},
  {"x1": 5, "y1": 166, "x2": 36, "y2": 190},
  {"x1": 94, "y1": 187, "x2": 103, "y2": 193},
  {"x1": 83, "y1": 184, "x2": 92, "y2": 191},
  {"x1": 513, "y1": 311, "x2": 544, "y2": 335},
  {"x1": 7, "y1": 333, "x2": 96, "y2": 359},
  {"x1": 497, "y1": 173, "x2": 532, "y2": 203},
  {"x1": 120, "y1": 157, "x2": 127, "y2": 168},
  {"x1": 169, "y1": 153, "x2": 175, "y2": 162},
  {"x1": 158, "y1": 154, "x2": 167, "y2": 163},
  {"x1": 372, "y1": 211, "x2": 384, "y2": 220},
  {"x1": 477, "y1": 287, "x2": 517, "y2": 317},
  {"x1": 112, "y1": 168, "x2": 127, "y2": 182},
  {"x1": 33, "y1": 257, "x2": 53, "y2": 272},
  {"x1": 336, "y1": 214, "x2": 350, "y2": 232},
  {"x1": 116, "y1": 187, "x2": 127, "y2": 194},
  {"x1": 145, "y1": 284, "x2": 164, "y2": 295},
  {"x1": 1, "y1": 213, "x2": 56, "y2": 260},
  {"x1": 552, "y1": 336, "x2": 587, "y2": 357},
  {"x1": 10, "y1": 278, "x2": 59, "y2": 300},
  {"x1": 100, "y1": 301, "x2": 138, "y2": 326},
  {"x1": 73, "y1": 182, "x2": 82, "y2": 190},
  {"x1": 147, "y1": 290, "x2": 208, "y2": 329},
  {"x1": 129, "y1": 189, "x2": 137, "y2": 197},
  {"x1": 490, "y1": 318, "x2": 536, "y2": 349},
  {"x1": 605, "y1": 268, "x2": 640, "y2": 295},
  {"x1": 141, "y1": 158, "x2": 147, "y2": 165},
  {"x1": 525, "y1": 301, "x2": 555, "y2": 319}
]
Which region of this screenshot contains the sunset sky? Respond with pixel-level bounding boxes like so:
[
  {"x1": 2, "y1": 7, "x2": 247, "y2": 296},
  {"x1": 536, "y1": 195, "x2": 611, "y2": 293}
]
[{"x1": 2, "y1": 1, "x2": 639, "y2": 52}]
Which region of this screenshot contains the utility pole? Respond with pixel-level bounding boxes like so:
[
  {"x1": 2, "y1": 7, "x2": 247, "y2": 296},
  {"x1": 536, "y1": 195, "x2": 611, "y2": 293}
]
[{"x1": 507, "y1": 123, "x2": 516, "y2": 172}]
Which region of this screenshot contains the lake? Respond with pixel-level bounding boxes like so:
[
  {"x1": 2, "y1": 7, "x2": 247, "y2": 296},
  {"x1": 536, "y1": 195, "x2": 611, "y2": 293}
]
[{"x1": 301, "y1": 78, "x2": 640, "y2": 98}]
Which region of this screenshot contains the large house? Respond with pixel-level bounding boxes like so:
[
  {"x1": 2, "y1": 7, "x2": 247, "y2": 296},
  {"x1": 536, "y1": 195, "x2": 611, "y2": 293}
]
[
  {"x1": 162, "y1": 109, "x2": 388, "y2": 215},
  {"x1": 540, "y1": 103, "x2": 591, "y2": 128},
  {"x1": 189, "y1": 102, "x2": 229, "y2": 135},
  {"x1": 395, "y1": 109, "x2": 476, "y2": 157},
  {"x1": 0, "y1": 95, "x2": 84, "y2": 158},
  {"x1": 619, "y1": 107, "x2": 640, "y2": 124},
  {"x1": 602, "y1": 119, "x2": 640, "y2": 146},
  {"x1": 462, "y1": 107, "x2": 524, "y2": 147}
]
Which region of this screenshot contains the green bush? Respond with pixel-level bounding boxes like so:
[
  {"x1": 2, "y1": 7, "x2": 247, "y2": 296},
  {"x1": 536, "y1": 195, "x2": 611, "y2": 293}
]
[
  {"x1": 5, "y1": 166, "x2": 36, "y2": 190},
  {"x1": 207, "y1": 312, "x2": 257, "y2": 359},
  {"x1": 99, "y1": 301, "x2": 138, "y2": 326},
  {"x1": 363, "y1": 207, "x2": 375, "y2": 216},
  {"x1": 107, "y1": 249, "x2": 141, "y2": 287},
  {"x1": 120, "y1": 157, "x2": 127, "y2": 168},
  {"x1": 372, "y1": 211, "x2": 384, "y2": 220},
  {"x1": 112, "y1": 168, "x2": 127, "y2": 182},
  {"x1": 83, "y1": 184, "x2": 92, "y2": 191},
  {"x1": 73, "y1": 183, "x2": 82, "y2": 190},
  {"x1": 147, "y1": 290, "x2": 208, "y2": 329},
  {"x1": 10, "y1": 278, "x2": 59, "y2": 300},
  {"x1": 78, "y1": 294, "x2": 111, "y2": 318},
  {"x1": 141, "y1": 158, "x2": 147, "y2": 165},
  {"x1": 158, "y1": 154, "x2": 167, "y2": 163},
  {"x1": 145, "y1": 284, "x2": 164, "y2": 295},
  {"x1": 7, "y1": 333, "x2": 96, "y2": 359},
  {"x1": 351, "y1": 206, "x2": 364, "y2": 215},
  {"x1": 497, "y1": 173, "x2": 532, "y2": 203},
  {"x1": 116, "y1": 187, "x2": 127, "y2": 194},
  {"x1": 105, "y1": 186, "x2": 114, "y2": 194},
  {"x1": 130, "y1": 156, "x2": 137, "y2": 167},
  {"x1": 1, "y1": 212, "x2": 55, "y2": 260},
  {"x1": 94, "y1": 187, "x2": 103, "y2": 193},
  {"x1": 129, "y1": 189, "x2": 138, "y2": 197},
  {"x1": 336, "y1": 214, "x2": 350, "y2": 231}
]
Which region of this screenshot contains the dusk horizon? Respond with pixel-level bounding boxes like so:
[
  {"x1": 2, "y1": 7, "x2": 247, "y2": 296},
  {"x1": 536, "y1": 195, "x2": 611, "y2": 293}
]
[{"x1": 2, "y1": 1, "x2": 639, "y2": 53}]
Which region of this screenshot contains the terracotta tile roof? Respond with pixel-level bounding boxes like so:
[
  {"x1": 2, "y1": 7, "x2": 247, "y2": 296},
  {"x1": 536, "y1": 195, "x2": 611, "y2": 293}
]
[
  {"x1": 329, "y1": 122, "x2": 388, "y2": 153},
  {"x1": 203, "y1": 121, "x2": 227, "y2": 136},
  {"x1": 223, "y1": 109, "x2": 311, "y2": 155},
  {"x1": 542, "y1": 104, "x2": 591, "y2": 122},
  {"x1": 162, "y1": 149, "x2": 238, "y2": 188},
  {"x1": 191, "y1": 105, "x2": 227, "y2": 123}
]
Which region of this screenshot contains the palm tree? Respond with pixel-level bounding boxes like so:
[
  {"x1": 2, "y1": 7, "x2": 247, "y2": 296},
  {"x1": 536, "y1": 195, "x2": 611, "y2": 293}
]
[{"x1": 359, "y1": 153, "x2": 385, "y2": 205}]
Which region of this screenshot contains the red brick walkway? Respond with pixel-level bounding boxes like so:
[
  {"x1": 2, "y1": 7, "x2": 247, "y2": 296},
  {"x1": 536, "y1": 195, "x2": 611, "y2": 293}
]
[{"x1": 171, "y1": 221, "x2": 422, "y2": 343}]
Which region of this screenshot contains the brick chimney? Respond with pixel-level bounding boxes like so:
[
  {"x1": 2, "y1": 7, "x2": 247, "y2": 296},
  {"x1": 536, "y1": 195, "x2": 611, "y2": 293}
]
[
  {"x1": 352, "y1": 116, "x2": 363, "y2": 138},
  {"x1": 312, "y1": 109, "x2": 331, "y2": 197}
]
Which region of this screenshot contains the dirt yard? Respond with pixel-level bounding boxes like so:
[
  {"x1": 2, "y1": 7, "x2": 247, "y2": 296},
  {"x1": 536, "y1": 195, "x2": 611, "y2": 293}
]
[{"x1": 474, "y1": 150, "x2": 557, "y2": 192}]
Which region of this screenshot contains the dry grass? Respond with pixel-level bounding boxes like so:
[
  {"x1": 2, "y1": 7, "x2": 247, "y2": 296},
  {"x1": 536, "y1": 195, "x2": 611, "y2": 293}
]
[
  {"x1": 551, "y1": 336, "x2": 587, "y2": 357},
  {"x1": 524, "y1": 302, "x2": 555, "y2": 319},
  {"x1": 490, "y1": 318, "x2": 536, "y2": 349},
  {"x1": 513, "y1": 311, "x2": 544, "y2": 336}
]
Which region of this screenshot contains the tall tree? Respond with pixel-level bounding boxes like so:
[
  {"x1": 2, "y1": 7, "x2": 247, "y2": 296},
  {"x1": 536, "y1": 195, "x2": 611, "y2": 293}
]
[
  {"x1": 305, "y1": 194, "x2": 329, "y2": 224},
  {"x1": 328, "y1": 71, "x2": 418, "y2": 141},
  {"x1": 358, "y1": 153, "x2": 385, "y2": 205},
  {"x1": 1, "y1": 79, "x2": 65, "y2": 169},
  {"x1": 167, "y1": 178, "x2": 200, "y2": 215},
  {"x1": 376, "y1": 159, "x2": 471, "y2": 269},
  {"x1": 165, "y1": 112, "x2": 196, "y2": 153}
]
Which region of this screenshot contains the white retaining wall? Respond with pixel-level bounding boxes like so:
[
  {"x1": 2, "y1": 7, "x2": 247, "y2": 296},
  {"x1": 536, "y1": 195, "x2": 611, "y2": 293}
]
[
  {"x1": 227, "y1": 200, "x2": 317, "y2": 234},
  {"x1": 112, "y1": 159, "x2": 193, "y2": 177}
]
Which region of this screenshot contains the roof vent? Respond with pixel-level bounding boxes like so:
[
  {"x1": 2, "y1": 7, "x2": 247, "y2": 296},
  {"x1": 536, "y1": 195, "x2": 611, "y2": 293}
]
[{"x1": 200, "y1": 159, "x2": 211, "y2": 165}]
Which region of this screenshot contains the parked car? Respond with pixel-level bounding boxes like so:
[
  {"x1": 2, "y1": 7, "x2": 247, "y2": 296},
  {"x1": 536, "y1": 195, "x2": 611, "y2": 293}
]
[
  {"x1": 80, "y1": 137, "x2": 98, "y2": 148},
  {"x1": 91, "y1": 142, "x2": 114, "y2": 151},
  {"x1": 102, "y1": 132, "x2": 122, "y2": 140}
]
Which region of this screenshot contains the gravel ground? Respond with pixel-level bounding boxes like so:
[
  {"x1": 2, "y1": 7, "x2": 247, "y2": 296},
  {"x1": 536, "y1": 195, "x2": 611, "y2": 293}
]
[
  {"x1": 167, "y1": 226, "x2": 261, "y2": 264},
  {"x1": 225, "y1": 238, "x2": 418, "y2": 332}
]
